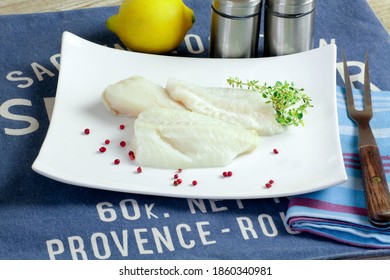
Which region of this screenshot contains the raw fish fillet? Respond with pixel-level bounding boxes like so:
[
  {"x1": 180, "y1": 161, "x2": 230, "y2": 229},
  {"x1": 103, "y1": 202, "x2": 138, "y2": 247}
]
[
  {"x1": 133, "y1": 108, "x2": 259, "y2": 169},
  {"x1": 166, "y1": 78, "x2": 284, "y2": 136},
  {"x1": 102, "y1": 76, "x2": 185, "y2": 117}
]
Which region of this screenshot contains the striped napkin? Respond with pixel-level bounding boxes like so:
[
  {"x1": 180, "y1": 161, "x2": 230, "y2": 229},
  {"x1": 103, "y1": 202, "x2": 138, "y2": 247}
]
[{"x1": 286, "y1": 86, "x2": 390, "y2": 248}]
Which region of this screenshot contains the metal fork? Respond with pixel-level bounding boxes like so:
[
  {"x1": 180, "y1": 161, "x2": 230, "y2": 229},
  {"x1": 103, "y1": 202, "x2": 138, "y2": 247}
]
[{"x1": 343, "y1": 50, "x2": 390, "y2": 227}]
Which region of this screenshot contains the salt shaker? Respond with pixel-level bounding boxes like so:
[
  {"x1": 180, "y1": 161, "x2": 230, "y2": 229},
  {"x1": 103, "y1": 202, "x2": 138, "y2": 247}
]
[
  {"x1": 264, "y1": 0, "x2": 316, "y2": 56},
  {"x1": 209, "y1": 0, "x2": 262, "y2": 58}
]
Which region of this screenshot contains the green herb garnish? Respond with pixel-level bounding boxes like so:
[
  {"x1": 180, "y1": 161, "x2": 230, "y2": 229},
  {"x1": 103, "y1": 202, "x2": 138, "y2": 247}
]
[{"x1": 227, "y1": 77, "x2": 313, "y2": 127}]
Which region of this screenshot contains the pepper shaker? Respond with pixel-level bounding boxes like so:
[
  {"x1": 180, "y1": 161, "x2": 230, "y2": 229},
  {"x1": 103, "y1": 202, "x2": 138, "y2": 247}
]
[
  {"x1": 264, "y1": 0, "x2": 316, "y2": 56},
  {"x1": 209, "y1": 0, "x2": 262, "y2": 58}
]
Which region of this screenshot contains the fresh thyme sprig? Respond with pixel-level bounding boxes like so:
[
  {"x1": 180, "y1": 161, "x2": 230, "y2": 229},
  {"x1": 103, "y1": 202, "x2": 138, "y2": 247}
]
[{"x1": 227, "y1": 77, "x2": 313, "y2": 127}]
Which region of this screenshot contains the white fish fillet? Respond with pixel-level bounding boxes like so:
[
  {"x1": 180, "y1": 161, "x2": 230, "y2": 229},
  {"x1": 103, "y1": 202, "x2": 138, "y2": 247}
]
[
  {"x1": 133, "y1": 108, "x2": 259, "y2": 169},
  {"x1": 166, "y1": 78, "x2": 284, "y2": 136},
  {"x1": 102, "y1": 76, "x2": 185, "y2": 117}
]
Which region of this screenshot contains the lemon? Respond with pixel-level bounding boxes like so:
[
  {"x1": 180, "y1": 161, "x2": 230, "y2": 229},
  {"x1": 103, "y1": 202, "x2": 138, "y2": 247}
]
[{"x1": 106, "y1": 0, "x2": 195, "y2": 54}]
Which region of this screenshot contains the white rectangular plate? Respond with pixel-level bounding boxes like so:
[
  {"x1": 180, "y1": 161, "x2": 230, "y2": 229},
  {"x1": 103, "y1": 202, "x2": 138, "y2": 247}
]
[{"x1": 32, "y1": 32, "x2": 346, "y2": 199}]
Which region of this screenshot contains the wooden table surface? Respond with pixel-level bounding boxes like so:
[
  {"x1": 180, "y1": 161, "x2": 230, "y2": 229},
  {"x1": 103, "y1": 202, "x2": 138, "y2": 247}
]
[{"x1": 0, "y1": 0, "x2": 389, "y2": 33}]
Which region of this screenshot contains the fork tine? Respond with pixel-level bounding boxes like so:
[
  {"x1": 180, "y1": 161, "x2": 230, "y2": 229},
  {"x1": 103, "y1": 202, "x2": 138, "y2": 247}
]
[
  {"x1": 364, "y1": 51, "x2": 373, "y2": 116},
  {"x1": 342, "y1": 50, "x2": 356, "y2": 115}
]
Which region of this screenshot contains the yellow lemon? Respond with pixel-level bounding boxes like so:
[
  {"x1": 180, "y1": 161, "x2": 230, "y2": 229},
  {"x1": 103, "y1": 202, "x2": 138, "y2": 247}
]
[{"x1": 106, "y1": 0, "x2": 195, "y2": 54}]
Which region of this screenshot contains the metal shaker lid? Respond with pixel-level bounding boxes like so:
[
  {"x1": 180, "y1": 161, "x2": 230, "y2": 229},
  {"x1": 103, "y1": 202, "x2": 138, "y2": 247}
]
[
  {"x1": 212, "y1": 0, "x2": 262, "y2": 17},
  {"x1": 266, "y1": 0, "x2": 316, "y2": 15}
]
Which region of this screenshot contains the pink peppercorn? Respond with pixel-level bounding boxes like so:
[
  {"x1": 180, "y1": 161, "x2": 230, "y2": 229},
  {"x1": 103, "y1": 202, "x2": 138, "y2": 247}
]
[
  {"x1": 99, "y1": 146, "x2": 106, "y2": 153},
  {"x1": 120, "y1": 141, "x2": 126, "y2": 147},
  {"x1": 192, "y1": 180, "x2": 198, "y2": 186},
  {"x1": 265, "y1": 179, "x2": 275, "y2": 188},
  {"x1": 119, "y1": 124, "x2": 125, "y2": 130},
  {"x1": 173, "y1": 178, "x2": 183, "y2": 186},
  {"x1": 104, "y1": 139, "x2": 110, "y2": 145},
  {"x1": 273, "y1": 148, "x2": 279, "y2": 154},
  {"x1": 223, "y1": 171, "x2": 233, "y2": 177},
  {"x1": 128, "y1": 150, "x2": 135, "y2": 160},
  {"x1": 114, "y1": 159, "x2": 120, "y2": 165},
  {"x1": 84, "y1": 128, "x2": 90, "y2": 135},
  {"x1": 136, "y1": 166, "x2": 142, "y2": 173}
]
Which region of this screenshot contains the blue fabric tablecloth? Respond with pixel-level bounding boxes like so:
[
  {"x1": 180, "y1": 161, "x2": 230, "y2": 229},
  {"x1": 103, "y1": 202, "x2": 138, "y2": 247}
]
[{"x1": 1, "y1": 0, "x2": 390, "y2": 259}]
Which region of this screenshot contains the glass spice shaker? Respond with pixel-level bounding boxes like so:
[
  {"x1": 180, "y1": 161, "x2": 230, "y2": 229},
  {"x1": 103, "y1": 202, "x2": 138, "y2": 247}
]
[
  {"x1": 264, "y1": 0, "x2": 316, "y2": 56},
  {"x1": 209, "y1": 0, "x2": 262, "y2": 58}
]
